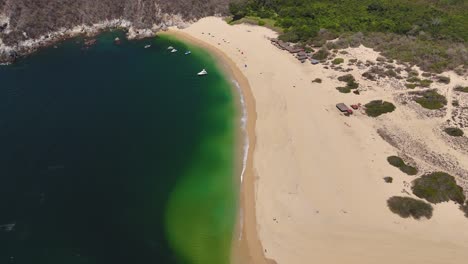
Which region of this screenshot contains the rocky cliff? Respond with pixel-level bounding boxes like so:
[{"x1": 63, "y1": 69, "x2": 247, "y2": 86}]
[{"x1": 0, "y1": 0, "x2": 229, "y2": 62}]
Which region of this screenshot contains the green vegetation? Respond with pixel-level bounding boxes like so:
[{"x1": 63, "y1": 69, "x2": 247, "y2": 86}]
[
  {"x1": 387, "y1": 196, "x2": 433, "y2": 220},
  {"x1": 364, "y1": 100, "x2": 396, "y2": 117},
  {"x1": 332, "y1": 58, "x2": 344, "y2": 65},
  {"x1": 412, "y1": 172, "x2": 465, "y2": 204},
  {"x1": 229, "y1": 0, "x2": 468, "y2": 73},
  {"x1": 336, "y1": 74, "x2": 359, "y2": 93},
  {"x1": 406, "y1": 78, "x2": 433, "y2": 88},
  {"x1": 312, "y1": 48, "x2": 330, "y2": 60},
  {"x1": 413, "y1": 90, "x2": 447, "y2": 110},
  {"x1": 460, "y1": 201, "x2": 468, "y2": 218},
  {"x1": 387, "y1": 156, "x2": 418, "y2": 176},
  {"x1": 436, "y1": 75, "x2": 451, "y2": 84},
  {"x1": 444, "y1": 127, "x2": 464, "y2": 137},
  {"x1": 455, "y1": 85, "x2": 468, "y2": 93}
]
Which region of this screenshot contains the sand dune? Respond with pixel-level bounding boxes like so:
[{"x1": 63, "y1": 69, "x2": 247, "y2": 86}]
[{"x1": 169, "y1": 17, "x2": 468, "y2": 264}]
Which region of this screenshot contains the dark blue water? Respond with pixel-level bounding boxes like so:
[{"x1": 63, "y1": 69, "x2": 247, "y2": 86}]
[{"x1": 0, "y1": 32, "x2": 237, "y2": 264}]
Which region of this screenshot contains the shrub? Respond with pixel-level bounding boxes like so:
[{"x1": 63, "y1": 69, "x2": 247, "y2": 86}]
[
  {"x1": 460, "y1": 201, "x2": 468, "y2": 218},
  {"x1": 383, "y1": 177, "x2": 393, "y2": 183},
  {"x1": 387, "y1": 156, "x2": 418, "y2": 175},
  {"x1": 336, "y1": 87, "x2": 351, "y2": 93},
  {"x1": 338, "y1": 74, "x2": 355, "y2": 83},
  {"x1": 387, "y1": 196, "x2": 433, "y2": 220},
  {"x1": 365, "y1": 100, "x2": 396, "y2": 117},
  {"x1": 384, "y1": 69, "x2": 397, "y2": 78},
  {"x1": 436, "y1": 75, "x2": 451, "y2": 84},
  {"x1": 400, "y1": 165, "x2": 418, "y2": 176},
  {"x1": 387, "y1": 156, "x2": 404, "y2": 167},
  {"x1": 407, "y1": 77, "x2": 421, "y2": 83},
  {"x1": 422, "y1": 72, "x2": 432, "y2": 77},
  {"x1": 349, "y1": 58, "x2": 358, "y2": 63},
  {"x1": 412, "y1": 172, "x2": 465, "y2": 204},
  {"x1": 413, "y1": 90, "x2": 447, "y2": 110},
  {"x1": 452, "y1": 100, "x2": 459, "y2": 107},
  {"x1": 258, "y1": 20, "x2": 265, "y2": 26},
  {"x1": 405, "y1": 83, "x2": 417, "y2": 89},
  {"x1": 312, "y1": 48, "x2": 330, "y2": 60},
  {"x1": 312, "y1": 78, "x2": 322, "y2": 83},
  {"x1": 419, "y1": 79, "x2": 433, "y2": 87},
  {"x1": 332, "y1": 58, "x2": 344, "y2": 65},
  {"x1": 444, "y1": 127, "x2": 464, "y2": 137},
  {"x1": 454, "y1": 85, "x2": 468, "y2": 93}
]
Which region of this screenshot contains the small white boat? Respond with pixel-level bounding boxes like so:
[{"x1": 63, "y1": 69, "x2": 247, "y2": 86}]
[
  {"x1": 171, "y1": 49, "x2": 178, "y2": 53},
  {"x1": 197, "y1": 69, "x2": 208, "y2": 76},
  {"x1": 144, "y1": 45, "x2": 151, "y2": 49},
  {"x1": 167, "y1": 46, "x2": 174, "y2": 50},
  {"x1": 185, "y1": 51, "x2": 191, "y2": 55}
]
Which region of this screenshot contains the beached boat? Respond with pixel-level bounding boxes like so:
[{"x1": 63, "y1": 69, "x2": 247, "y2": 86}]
[
  {"x1": 171, "y1": 49, "x2": 178, "y2": 53},
  {"x1": 197, "y1": 69, "x2": 208, "y2": 76},
  {"x1": 144, "y1": 45, "x2": 151, "y2": 49},
  {"x1": 185, "y1": 51, "x2": 191, "y2": 55},
  {"x1": 167, "y1": 46, "x2": 174, "y2": 50}
]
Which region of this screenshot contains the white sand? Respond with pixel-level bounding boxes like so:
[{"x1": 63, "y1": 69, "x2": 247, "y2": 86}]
[{"x1": 172, "y1": 17, "x2": 468, "y2": 264}]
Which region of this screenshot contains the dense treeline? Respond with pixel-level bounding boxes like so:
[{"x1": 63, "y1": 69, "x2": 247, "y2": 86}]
[{"x1": 229, "y1": 0, "x2": 468, "y2": 72}]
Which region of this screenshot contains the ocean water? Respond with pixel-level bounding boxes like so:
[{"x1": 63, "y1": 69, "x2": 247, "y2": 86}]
[{"x1": 0, "y1": 32, "x2": 237, "y2": 264}]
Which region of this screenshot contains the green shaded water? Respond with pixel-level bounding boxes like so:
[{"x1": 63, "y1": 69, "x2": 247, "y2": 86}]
[{"x1": 0, "y1": 32, "x2": 237, "y2": 264}]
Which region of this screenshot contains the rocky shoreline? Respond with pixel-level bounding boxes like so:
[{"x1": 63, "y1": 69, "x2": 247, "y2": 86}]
[
  {"x1": 0, "y1": 15, "x2": 193, "y2": 64},
  {"x1": 0, "y1": 0, "x2": 230, "y2": 63}
]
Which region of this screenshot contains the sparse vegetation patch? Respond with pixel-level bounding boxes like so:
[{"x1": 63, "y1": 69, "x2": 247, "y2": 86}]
[
  {"x1": 412, "y1": 172, "x2": 465, "y2": 204},
  {"x1": 436, "y1": 75, "x2": 451, "y2": 84},
  {"x1": 387, "y1": 156, "x2": 418, "y2": 175},
  {"x1": 454, "y1": 86, "x2": 468, "y2": 93},
  {"x1": 444, "y1": 127, "x2": 464, "y2": 137},
  {"x1": 413, "y1": 90, "x2": 447, "y2": 110},
  {"x1": 387, "y1": 196, "x2": 433, "y2": 220},
  {"x1": 332, "y1": 58, "x2": 344, "y2": 65},
  {"x1": 364, "y1": 100, "x2": 396, "y2": 117}
]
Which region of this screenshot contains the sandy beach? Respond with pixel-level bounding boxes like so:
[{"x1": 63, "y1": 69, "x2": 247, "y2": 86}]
[{"x1": 168, "y1": 17, "x2": 468, "y2": 264}]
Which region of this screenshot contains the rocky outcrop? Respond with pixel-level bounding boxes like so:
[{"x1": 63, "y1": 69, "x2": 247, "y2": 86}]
[{"x1": 0, "y1": 0, "x2": 229, "y2": 63}]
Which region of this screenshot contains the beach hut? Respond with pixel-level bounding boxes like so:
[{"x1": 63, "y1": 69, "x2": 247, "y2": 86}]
[{"x1": 336, "y1": 103, "x2": 353, "y2": 114}]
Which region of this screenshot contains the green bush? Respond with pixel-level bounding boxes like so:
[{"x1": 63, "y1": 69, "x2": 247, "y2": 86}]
[
  {"x1": 400, "y1": 165, "x2": 418, "y2": 176},
  {"x1": 312, "y1": 48, "x2": 330, "y2": 60},
  {"x1": 387, "y1": 156, "x2": 418, "y2": 175},
  {"x1": 454, "y1": 85, "x2": 468, "y2": 93},
  {"x1": 412, "y1": 172, "x2": 465, "y2": 204},
  {"x1": 387, "y1": 196, "x2": 433, "y2": 220},
  {"x1": 364, "y1": 100, "x2": 396, "y2": 117},
  {"x1": 419, "y1": 79, "x2": 433, "y2": 87},
  {"x1": 460, "y1": 201, "x2": 468, "y2": 218},
  {"x1": 387, "y1": 156, "x2": 404, "y2": 167},
  {"x1": 383, "y1": 177, "x2": 393, "y2": 183},
  {"x1": 413, "y1": 90, "x2": 447, "y2": 110},
  {"x1": 436, "y1": 75, "x2": 451, "y2": 84},
  {"x1": 444, "y1": 127, "x2": 464, "y2": 137},
  {"x1": 336, "y1": 87, "x2": 351, "y2": 93},
  {"x1": 332, "y1": 58, "x2": 344, "y2": 65},
  {"x1": 258, "y1": 20, "x2": 266, "y2": 26},
  {"x1": 405, "y1": 83, "x2": 417, "y2": 89},
  {"x1": 338, "y1": 74, "x2": 355, "y2": 83},
  {"x1": 406, "y1": 77, "x2": 421, "y2": 83}
]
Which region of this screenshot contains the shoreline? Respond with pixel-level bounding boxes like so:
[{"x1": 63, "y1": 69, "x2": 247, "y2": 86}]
[{"x1": 159, "y1": 30, "x2": 267, "y2": 264}]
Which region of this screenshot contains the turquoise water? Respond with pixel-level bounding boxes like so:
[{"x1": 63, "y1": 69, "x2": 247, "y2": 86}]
[{"x1": 0, "y1": 32, "x2": 237, "y2": 264}]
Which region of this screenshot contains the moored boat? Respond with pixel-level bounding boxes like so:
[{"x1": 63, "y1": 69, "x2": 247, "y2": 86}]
[
  {"x1": 185, "y1": 51, "x2": 191, "y2": 55},
  {"x1": 144, "y1": 45, "x2": 151, "y2": 49},
  {"x1": 197, "y1": 69, "x2": 208, "y2": 76}
]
